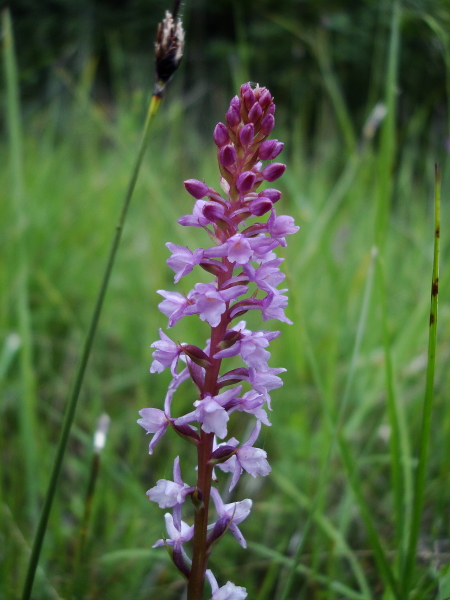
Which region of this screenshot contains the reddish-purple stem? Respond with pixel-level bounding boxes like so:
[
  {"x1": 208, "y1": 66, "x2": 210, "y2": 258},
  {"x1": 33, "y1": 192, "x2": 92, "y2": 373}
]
[{"x1": 187, "y1": 265, "x2": 233, "y2": 600}]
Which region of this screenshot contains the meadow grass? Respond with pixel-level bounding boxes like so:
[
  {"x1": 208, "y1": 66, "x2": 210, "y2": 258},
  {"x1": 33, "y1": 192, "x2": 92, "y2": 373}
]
[{"x1": 2, "y1": 16, "x2": 449, "y2": 600}]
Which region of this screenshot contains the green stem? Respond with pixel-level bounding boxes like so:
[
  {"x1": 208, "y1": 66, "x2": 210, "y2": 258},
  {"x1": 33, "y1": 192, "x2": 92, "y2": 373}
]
[
  {"x1": 402, "y1": 164, "x2": 441, "y2": 591},
  {"x1": 2, "y1": 7, "x2": 39, "y2": 526},
  {"x1": 374, "y1": 0, "x2": 401, "y2": 249},
  {"x1": 377, "y1": 257, "x2": 413, "y2": 576},
  {"x1": 20, "y1": 93, "x2": 162, "y2": 600}
]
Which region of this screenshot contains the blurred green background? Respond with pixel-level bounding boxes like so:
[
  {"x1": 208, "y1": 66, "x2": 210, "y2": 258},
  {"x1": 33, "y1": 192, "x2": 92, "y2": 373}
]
[{"x1": 1, "y1": 1, "x2": 450, "y2": 599}]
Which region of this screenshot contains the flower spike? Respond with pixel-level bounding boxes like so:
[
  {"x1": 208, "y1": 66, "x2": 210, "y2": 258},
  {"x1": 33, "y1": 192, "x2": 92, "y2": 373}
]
[{"x1": 139, "y1": 83, "x2": 298, "y2": 597}]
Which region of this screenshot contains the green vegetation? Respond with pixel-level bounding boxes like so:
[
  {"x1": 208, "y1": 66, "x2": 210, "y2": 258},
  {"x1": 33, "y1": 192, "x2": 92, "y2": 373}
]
[{"x1": 2, "y1": 2, "x2": 449, "y2": 598}]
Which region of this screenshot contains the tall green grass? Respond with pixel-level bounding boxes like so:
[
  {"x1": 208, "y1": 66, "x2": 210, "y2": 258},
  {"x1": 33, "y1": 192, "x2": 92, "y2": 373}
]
[
  {"x1": 2, "y1": 7, "x2": 39, "y2": 528},
  {"x1": 2, "y1": 5, "x2": 449, "y2": 600}
]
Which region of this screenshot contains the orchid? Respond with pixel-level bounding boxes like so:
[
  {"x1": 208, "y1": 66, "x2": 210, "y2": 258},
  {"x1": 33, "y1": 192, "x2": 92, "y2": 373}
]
[
  {"x1": 157, "y1": 289, "x2": 196, "y2": 327},
  {"x1": 138, "y1": 83, "x2": 298, "y2": 598},
  {"x1": 149, "y1": 328, "x2": 182, "y2": 375},
  {"x1": 208, "y1": 487, "x2": 252, "y2": 548},
  {"x1": 206, "y1": 570, "x2": 247, "y2": 600},
  {"x1": 137, "y1": 407, "x2": 169, "y2": 455},
  {"x1": 221, "y1": 421, "x2": 272, "y2": 491},
  {"x1": 147, "y1": 456, "x2": 193, "y2": 508},
  {"x1": 152, "y1": 512, "x2": 194, "y2": 551}
]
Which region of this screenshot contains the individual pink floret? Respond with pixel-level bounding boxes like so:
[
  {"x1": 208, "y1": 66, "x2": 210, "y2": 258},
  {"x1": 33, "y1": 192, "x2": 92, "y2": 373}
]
[
  {"x1": 209, "y1": 487, "x2": 252, "y2": 548},
  {"x1": 206, "y1": 570, "x2": 247, "y2": 600},
  {"x1": 243, "y1": 258, "x2": 286, "y2": 293},
  {"x1": 150, "y1": 328, "x2": 182, "y2": 376},
  {"x1": 157, "y1": 289, "x2": 195, "y2": 327},
  {"x1": 147, "y1": 456, "x2": 191, "y2": 508},
  {"x1": 137, "y1": 407, "x2": 169, "y2": 455},
  {"x1": 166, "y1": 242, "x2": 204, "y2": 283},
  {"x1": 227, "y1": 421, "x2": 271, "y2": 491},
  {"x1": 184, "y1": 283, "x2": 248, "y2": 327},
  {"x1": 152, "y1": 512, "x2": 194, "y2": 549}
]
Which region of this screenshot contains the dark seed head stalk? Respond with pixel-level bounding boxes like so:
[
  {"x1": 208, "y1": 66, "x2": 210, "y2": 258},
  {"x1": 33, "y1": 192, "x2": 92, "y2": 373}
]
[{"x1": 154, "y1": 0, "x2": 185, "y2": 97}]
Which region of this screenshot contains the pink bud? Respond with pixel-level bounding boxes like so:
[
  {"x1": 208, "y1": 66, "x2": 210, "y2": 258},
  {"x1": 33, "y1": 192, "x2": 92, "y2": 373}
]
[
  {"x1": 261, "y1": 188, "x2": 282, "y2": 203},
  {"x1": 219, "y1": 145, "x2": 237, "y2": 168},
  {"x1": 213, "y1": 123, "x2": 230, "y2": 147},
  {"x1": 171, "y1": 422, "x2": 201, "y2": 445},
  {"x1": 266, "y1": 103, "x2": 276, "y2": 115},
  {"x1": 258, "y1": 88, "x2": 272, "y2": 108},
  {"x1": 236, "y1": 171, "x2": 256, "y2": 194},
  {"x1": 248, "y1": 102, "x2": 263, "y2": 123},
  {"x1": 202, "y1": 202, "x2": 225, "y2": 222},
  {"x1": 218, "y1": 329, "x2": 243, "y2": 349},
  {"x1": 240, "y1": 82, "x2": 252, "y2": 97},
  {"x1": 181, "y1": 344, "x2": 213, "y2": 369},
  {"x1": 184, "y1": 179, "x2": 209, "y2": 199},
  {"x1": 200, "y1": 261, "x2": 229, "y2": 277},
  {"x1": 259, "y1": 140, "x2": 284, "y2": 160},
  {"x1": 242, "y1": 88, "x2": 256, "y2": 110},
  {"x1": 210, "y1": 445, "x2": 237, "y2": 462},
  {"x1": 239, "y1": 123, "x2": 254, "y2": 147},
  {"x1": 261, "y1": 162, "x2": 286, "y2": 182},
  {"x1": 226, "y1": 106, "x2": 240, "y2": 128},
  {"x1": 249, "y1": 197, "x2": 273, "y2": 216},
  {"x1": 251, "y1": 161, "x2": 262, "y2": 174},
  {"x1": 172, "y1": 546, "x2": 191, "y2": 579},
  {"x1": 230, "y1": 95, "x2": 240, "y2": 110},
  {"x1": 206, "y1": 516, "x2": 230, "y2": 546},
  {"x1": 260, "y1": 114, "x2": 275, "y2": 136}
]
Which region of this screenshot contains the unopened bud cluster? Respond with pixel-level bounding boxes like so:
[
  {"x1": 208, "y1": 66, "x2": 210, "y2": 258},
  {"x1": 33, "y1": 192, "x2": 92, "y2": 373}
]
[{"x1": 138, "y1": 83, "x2": 299, "y2": 599}]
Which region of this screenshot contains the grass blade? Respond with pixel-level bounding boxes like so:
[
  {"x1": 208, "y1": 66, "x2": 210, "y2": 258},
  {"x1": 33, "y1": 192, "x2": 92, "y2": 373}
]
[
  {"x1": 337, "y1": 432, "x2": 401, "y2": 598},
  {"x1": 250, "y1": 542, "x2": 368, "y2": 600},
  {"x1": 273, "y1": 471, "x2": 373, "y2": 599},
  {"x1": 377, "y1": 257, "x2": 413, "y2": 574},
  {"x1": 402, "y1": 164, "x2": 441, "y2": 591},
  {"x1": 2, "y1": 7, "x2": 39, "y2": 525},
  {"x1": 293, "y1": 152, "x2": 362, "y2": 272},
  {"x1": 374, "y1": 0, "x2": 401, "y2": 248},
  {"x1": 269, "y1": 15, "x2": 356, "y2": 154},
  {"x1": 278, "y1": 249, "x2": 382, "y2": 599},
  {"x1": 20, "y1": 93, "x2": 163, "y2": 600}
]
